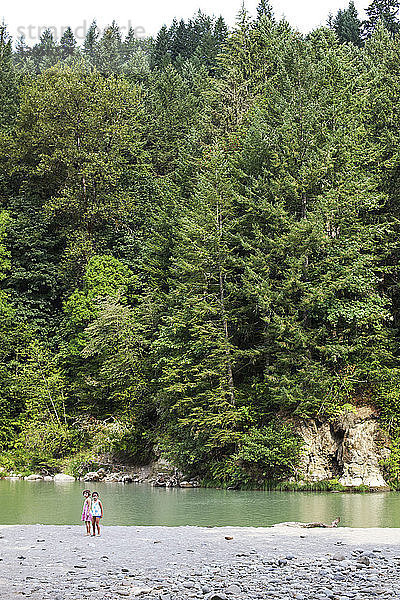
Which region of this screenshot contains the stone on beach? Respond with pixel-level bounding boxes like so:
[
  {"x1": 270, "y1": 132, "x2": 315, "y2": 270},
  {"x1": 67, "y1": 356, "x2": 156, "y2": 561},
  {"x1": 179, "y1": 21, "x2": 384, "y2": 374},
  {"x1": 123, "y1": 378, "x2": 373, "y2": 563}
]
[{"x1": 0, "y1": 525, "x2": 399, "y2": 600}]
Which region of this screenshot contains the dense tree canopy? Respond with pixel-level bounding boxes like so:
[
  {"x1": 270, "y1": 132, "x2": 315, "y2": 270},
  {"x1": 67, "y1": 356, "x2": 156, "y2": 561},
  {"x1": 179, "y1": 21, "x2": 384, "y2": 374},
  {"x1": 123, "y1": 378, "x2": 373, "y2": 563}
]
[{"x1": 1, "y1": 2, "x2": 400, "y2": 486}]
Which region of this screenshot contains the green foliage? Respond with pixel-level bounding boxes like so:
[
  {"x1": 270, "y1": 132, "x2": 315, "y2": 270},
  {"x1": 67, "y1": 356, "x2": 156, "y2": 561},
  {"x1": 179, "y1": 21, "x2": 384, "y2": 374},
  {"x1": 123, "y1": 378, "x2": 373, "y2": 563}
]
[
  {"x1": 1, "y1": 10, "x2": 400, "y2": 487},
  {"x1": 364, "y1": 0, "x2": 400, "y2": 37},
  {"x1": 271, "y1": 479, "x2": 371, "y2": 492},
  {"x1": 64, "y1": 254, "x2": 137, "y2": 328},
  {"x1": 232, "y1": 424, "x2": 302, "y2": 483},
  {"x1": 381, "y1": 436, "x2": 400, "y2": 488},
  {"x1": 333, "y1": 1, "x2": 363, "y2": 46},
  {"x1": 0, "y1": 24, "x2": 18, "y2": 129}
]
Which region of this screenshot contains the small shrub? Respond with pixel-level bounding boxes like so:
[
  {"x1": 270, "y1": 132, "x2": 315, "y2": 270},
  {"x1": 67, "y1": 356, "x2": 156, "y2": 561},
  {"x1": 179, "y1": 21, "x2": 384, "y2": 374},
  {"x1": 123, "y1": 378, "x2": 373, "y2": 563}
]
[
  {"x1": 232, "y1": 423, "x2": 302, "y2": 482},
  {"x1": 381, "y1": 436, "x2": 400, "y2": 489}
]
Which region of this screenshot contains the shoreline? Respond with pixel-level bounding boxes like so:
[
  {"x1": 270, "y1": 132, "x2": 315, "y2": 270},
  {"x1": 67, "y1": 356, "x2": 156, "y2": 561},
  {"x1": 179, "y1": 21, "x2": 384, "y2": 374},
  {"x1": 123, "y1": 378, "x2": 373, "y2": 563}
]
[
  {"x1": 1, "y1": 475, "x2": 394, "y2": 494},
  {"x1": 1, "y1": 525, "x2": 399, "y2": 598}
]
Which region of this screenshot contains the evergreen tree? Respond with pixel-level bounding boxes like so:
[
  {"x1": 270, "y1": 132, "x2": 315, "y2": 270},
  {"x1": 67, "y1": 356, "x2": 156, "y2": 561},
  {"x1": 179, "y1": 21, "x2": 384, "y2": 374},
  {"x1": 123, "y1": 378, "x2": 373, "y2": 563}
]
[
  {"x1": 256, "y1": 0, "x2": 274, "y2": 20},
  {"x1": 364, "y1": 0, "x2": 400, "y2": 36},
  {"x1": 83, "y1": 21, "x2": 99, "y2": 62},
  {"x1": 0, "y1": 24, "x2": 18, "y2": 129},
  {"x1": 362, "y1": 25, "x2": 400, "y2": 359},
  {"x1": 122, "y1": 27, "x2": 139, "y2": 62},
  {"x1": 60, "y1": 27, "x2": 77, "y2": 60},
  {"x1": 334, "y1": 1, "x2": 363, "y2": 46},
  {"x1": 95, "y1": 21, "x2": 123, "y2": 75},
  {"x1": 151, "y1": 25, "x2": 171, "y2": 68},
  {"x1": 145, "y1": 62, "x2": 208, "y2": 176},
  {"x1": 214, "y1": 16, "x2": 228, "y2": 46},
  {"x1": 31, "y1": 29, "x2": 58, "y2": 71},
  {"x1": 171, "y1": 19, "x2": 189, "y2": 61},
  {"x1": 156, "y1": 148, "x2": 245, "y2": 475}
]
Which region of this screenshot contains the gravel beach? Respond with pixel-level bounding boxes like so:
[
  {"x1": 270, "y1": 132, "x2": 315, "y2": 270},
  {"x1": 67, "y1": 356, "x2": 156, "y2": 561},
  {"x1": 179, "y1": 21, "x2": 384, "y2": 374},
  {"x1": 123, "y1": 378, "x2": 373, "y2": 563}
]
[{"x1": 0, "y1": 525, "x2": 399, "y2": 599}]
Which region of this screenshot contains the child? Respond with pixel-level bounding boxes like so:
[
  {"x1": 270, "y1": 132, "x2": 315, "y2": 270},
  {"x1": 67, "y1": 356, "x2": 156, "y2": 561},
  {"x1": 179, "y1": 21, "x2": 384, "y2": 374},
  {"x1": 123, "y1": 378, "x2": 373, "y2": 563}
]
[
  {"x1": 91, "y1": 491, "x2": 103, "y2": 537},
  {"x1": 81, "y1": 490, "x2": 92, "y2": 536}
]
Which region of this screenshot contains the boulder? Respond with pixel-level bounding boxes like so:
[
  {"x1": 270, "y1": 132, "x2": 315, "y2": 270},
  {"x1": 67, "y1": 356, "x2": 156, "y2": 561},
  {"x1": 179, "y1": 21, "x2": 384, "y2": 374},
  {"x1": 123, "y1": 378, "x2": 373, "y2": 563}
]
[
  {"x1": 179, "y1": 481, "x2": 193, "y2": 488},
  {"x1": 54, "y1": 473, "x2": 75, "y2": 482},
  {"x1": 25, "y1": 474, "x2": 43, "y2": 481},
  {"x1": 83, "y1": 471, "x2": 100, "y2": 482}
]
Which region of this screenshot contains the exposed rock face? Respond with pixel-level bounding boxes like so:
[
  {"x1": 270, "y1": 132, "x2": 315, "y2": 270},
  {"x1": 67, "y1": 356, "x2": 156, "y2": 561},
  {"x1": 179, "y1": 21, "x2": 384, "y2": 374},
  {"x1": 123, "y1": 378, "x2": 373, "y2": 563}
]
[{"x1": 297, "y1": 407, "x2": 390, "y2": 488}]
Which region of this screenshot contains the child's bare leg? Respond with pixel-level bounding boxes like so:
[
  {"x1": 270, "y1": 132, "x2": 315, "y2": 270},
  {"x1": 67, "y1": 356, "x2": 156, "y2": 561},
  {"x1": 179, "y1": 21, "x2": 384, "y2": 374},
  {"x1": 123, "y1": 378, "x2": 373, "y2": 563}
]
[
  {"x1": 92, "y1": 517, "x2": 96, "y2": 536},
  {"x1": 96, "y1": 518, "x2": 101, "y2": 536},
  {"x1": 85, "y1": 521, "x2": 91, "y2": 535}
]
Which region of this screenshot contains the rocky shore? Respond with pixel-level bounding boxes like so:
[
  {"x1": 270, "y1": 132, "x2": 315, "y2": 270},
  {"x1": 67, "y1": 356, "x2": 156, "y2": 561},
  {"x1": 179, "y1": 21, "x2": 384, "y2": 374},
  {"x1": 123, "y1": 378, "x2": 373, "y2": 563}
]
[
  {"x1": 3, "y1": 462, "x2": 200, "y2": 489},
  {"x1": 1, "y1": 525, "x2": 400, "y2": 599}
]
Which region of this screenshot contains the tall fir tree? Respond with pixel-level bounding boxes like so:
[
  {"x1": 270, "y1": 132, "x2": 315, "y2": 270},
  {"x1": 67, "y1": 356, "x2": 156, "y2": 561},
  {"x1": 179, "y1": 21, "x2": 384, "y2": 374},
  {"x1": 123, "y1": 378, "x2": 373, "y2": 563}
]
[
  {"x1": 334, "y1": 1, "x2": 363, "y2": 46},
  {"x1": 60, "y1": 27, "x2": 77, "y2": 60},
  {"x1": 151, "y1": 25, "x2": 171, "y2": 68},
  {"x1": 31, "y1": 29, "x2": 58, "y2": 71},
  {"x1": 0, "y1": 24, "x2": 18, "y2": 129},
  {"x1": 83, "y1": 21, "x2": 99, "y2": 63},
  {"x1": 95, "y1": 21, "x2": 123, "y2": 75},
  {"x1": 364, "y1": 0, "x2": 400, "y2": 36},
  {"x1": 256, "y1": 0, "x2": 274, "y2": 20}
]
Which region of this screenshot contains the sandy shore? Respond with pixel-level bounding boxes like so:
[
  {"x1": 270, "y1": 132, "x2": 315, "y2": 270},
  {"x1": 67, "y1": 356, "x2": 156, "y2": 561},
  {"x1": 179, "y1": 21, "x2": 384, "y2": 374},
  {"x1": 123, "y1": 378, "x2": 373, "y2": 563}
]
[{"x1": 0, "y1": 525, "x2": 399, "y2": 599}]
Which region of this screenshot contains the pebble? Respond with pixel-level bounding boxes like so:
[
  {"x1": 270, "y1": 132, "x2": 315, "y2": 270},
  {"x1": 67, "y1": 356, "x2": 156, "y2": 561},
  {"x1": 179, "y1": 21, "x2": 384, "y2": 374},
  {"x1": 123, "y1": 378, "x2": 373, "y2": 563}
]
[
  {"x1": 1, "y1": 526, "x2": 400, "y2": 600},
  {"x1": 226, "y1": 583, "x2": 241, "y2": 594}
]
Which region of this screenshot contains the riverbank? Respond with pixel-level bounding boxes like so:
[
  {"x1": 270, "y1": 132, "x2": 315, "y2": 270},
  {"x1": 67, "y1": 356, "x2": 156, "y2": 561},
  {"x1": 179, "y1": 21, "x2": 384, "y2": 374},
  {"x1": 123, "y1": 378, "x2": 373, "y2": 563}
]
[{"x1": 1, "y1": 525, "x2": 399, "y2": 599}]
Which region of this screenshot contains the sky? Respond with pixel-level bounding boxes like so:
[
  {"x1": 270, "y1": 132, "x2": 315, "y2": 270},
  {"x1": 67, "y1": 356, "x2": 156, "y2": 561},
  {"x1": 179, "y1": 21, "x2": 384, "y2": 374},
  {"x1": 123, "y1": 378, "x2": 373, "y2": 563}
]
[{"x1": 2, "y1": 0, "x2": 367, "y2": 44}]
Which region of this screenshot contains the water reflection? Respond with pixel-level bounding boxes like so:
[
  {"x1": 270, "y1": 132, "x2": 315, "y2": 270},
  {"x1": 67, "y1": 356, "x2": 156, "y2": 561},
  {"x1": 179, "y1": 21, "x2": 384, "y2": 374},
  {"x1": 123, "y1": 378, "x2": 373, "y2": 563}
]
[{"x1": 0, "y1": 480, "x2": 399, "y2": 527}]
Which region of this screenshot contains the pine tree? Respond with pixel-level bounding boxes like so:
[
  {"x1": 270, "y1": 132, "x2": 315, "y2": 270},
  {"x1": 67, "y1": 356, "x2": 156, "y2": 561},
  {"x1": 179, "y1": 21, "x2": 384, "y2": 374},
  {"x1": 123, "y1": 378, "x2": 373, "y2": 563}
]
[
  {"x1": 362, "y1": 25, "x2": 400, "y2": 360},
  {"x1": 95, "y1": 21, "x2": 123, "y2": 75},
  {"x1": 334, "y1": 1, "x2": 363, "y2": 46},
  {"x1": 151, "y1": 25, "x2": 171, "y2": 68},
  {"x1": 122, "y1": 27, "x2": 139, "y2": 62},
  {"x1": 256, "y1": 0, "x2": 274, "y2": 20},
  {"x1": 171, "y1": 19, "x2": 189, "y2": 61},
  {"x1": 156, "y1": 148, "x2": 245, "y2": 475},
  {"x1": 229, "y1": 26, "x2": 392, "y2": 417},
  {"x1": 364, "y1": 0, "x2": 400, "y2": 36},
  {"x1": 0, "y1": 24, "x2": 18, "y2": 129},
  {"x1": 214, "y1": 16, "x2": 228, "y2": 46},
  {"x1": 31, "y1": 29, "x2": 58, "y2": 71},
  {"x1": 83, "y1": 21, "x2": 99, "y2": 63},
  {"x1": 60, "y1": 27, "x2": 77, "y2": 60},
  {"x1": 145, "y1": 63, "x2": 207, "y2": 176},
  {"x1": 14, "y1": 35, "x2": 30, "y2": 70}
]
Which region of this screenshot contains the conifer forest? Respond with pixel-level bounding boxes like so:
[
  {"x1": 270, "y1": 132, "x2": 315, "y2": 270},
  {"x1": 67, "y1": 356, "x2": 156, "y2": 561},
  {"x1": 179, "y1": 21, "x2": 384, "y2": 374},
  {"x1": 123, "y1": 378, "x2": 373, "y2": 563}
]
[{"x1": 1, "y1": 0, "x2": 400, "y2": 487}]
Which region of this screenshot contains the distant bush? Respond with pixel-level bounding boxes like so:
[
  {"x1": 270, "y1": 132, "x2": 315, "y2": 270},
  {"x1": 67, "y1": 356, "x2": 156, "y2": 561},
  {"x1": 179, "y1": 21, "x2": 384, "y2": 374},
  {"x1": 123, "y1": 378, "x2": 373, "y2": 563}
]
[{"x1": 229, "y1": 423, "x2": 303, "y2": 485}]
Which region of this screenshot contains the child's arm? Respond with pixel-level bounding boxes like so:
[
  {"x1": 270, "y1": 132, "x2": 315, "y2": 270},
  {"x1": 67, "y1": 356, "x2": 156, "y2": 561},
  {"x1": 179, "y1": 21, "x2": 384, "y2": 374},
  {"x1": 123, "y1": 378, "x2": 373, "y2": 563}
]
[{"x1": 99, "y1": 501, "x2": 103, "y2": 518}]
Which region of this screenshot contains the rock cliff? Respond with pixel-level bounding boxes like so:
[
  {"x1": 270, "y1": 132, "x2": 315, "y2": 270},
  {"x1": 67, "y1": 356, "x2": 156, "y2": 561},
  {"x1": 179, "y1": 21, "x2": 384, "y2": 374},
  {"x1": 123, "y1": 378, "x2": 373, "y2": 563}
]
[{"x1": 296, "y1": 407, "x2": 391, "y2": 488}]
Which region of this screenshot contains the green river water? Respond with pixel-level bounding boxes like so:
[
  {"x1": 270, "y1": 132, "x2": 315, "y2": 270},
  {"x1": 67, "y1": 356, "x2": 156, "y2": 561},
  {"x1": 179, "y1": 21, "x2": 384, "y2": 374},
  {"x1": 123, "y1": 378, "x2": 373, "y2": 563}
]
[{"x1": 1, "y1": 480, "x2": 400, "y2": 527}]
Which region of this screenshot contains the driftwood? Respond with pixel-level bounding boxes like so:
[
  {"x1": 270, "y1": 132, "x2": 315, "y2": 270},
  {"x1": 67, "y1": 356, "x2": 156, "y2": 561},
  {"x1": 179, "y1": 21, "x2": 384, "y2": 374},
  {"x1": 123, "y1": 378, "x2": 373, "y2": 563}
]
[
  {"x1": 302, "y1": 517, "x2": 340, "y2": 528},
  {"x1": 274, "y1": 517, "x2": 340, "y2": 528}
]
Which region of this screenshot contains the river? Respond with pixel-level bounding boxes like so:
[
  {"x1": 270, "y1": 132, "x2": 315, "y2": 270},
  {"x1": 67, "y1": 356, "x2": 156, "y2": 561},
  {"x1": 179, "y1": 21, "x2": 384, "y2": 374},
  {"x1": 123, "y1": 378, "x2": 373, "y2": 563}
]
[{"x1": 0, "y1": 480, "x2": 399, "y2": 527}]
